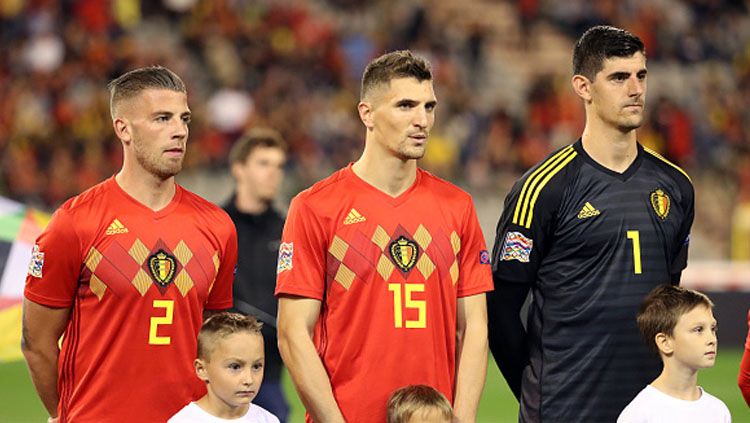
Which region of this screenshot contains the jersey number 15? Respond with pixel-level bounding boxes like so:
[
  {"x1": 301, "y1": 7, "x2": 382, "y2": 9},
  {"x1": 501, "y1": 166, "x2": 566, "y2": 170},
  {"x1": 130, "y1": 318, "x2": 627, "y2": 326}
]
[{"x1": 388, "y1": 283, "x2": 426, "y2": 329}]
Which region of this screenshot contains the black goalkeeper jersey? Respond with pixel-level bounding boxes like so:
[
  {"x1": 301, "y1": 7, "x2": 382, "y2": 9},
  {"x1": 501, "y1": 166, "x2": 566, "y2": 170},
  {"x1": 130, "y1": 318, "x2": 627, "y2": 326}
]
[{"x1": 489, "y1": 139, "x2": 694, "y2": 422}]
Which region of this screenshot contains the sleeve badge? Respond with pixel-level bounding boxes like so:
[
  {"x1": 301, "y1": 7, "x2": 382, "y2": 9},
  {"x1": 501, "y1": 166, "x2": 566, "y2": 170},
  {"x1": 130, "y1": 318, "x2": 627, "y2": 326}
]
[
  {"x1": 500, "y1": 231, "x2": 533, "y2": 263},
  {"x1": 277, "y1": 242, "x2": 293, "y2": 274},
  {"x1": 28, "y1": 244, "x2": 45, "y2": 278}
]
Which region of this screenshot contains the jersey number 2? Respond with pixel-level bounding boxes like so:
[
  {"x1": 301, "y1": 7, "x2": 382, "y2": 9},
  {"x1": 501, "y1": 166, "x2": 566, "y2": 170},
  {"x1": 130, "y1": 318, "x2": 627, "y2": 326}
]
[
  {"x1": 388, "y1": 283, "x2": 426, "y2": 328},
  {"x1": 627, "y1": 230, "x2": 642, "y2": 274},
  {"x1": 149, "y1": 300, "x2": 174, "y2": 345}
]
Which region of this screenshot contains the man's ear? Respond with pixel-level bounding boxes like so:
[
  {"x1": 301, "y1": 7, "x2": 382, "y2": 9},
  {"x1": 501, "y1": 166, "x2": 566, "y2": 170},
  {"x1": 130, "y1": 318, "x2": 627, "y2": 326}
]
[
  {"x1": 655, "y1": 332, "x2": 673, "y2": 355},
  {"x1": 358, "y1": 100, "x2": 374, "y2": 130},
  {"x1": 195, "y1": 358, "x2": 209, "y2": 382},
  {"x1": 571, "y1": 74, "x2": 593, "y2": 103},
  {"x1": 113, "y1": 117, "x2": 132, "y2": 144}
]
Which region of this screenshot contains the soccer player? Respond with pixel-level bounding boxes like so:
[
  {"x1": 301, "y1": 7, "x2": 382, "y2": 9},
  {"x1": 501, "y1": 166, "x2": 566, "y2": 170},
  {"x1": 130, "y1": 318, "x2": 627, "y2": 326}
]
[
  {"x1": 21, "y1": 66, "x2": 238, "y2": 422},
  {"x1": 618, "y1": 285, "x2": 729, "y2": 422},
  {"x1": 224, "y1": 127, "x2": 290, "y2": 421},
  {"x1": 169, "y1": 312, "x2": 279, "y2": 422},
  {"x1": 275, "y1": 50, "x2": 493, "y2": 423},
  {"x1": 488, "y1": 25, "x2": 695, "y2": 422}
]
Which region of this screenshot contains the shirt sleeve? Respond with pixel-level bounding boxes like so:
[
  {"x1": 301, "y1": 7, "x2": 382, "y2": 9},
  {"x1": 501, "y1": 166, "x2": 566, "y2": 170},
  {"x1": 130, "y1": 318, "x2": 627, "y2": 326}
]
[
  {"x1": 491, "y1": 174, "x2": 559, "y2": 287},
  {"x1": 456, "y1": 197, "x2": 493, "y2": 297},
  {"x1": 205, "y1": 213, "x2": 238, "y2": 310},
  {"x1": 24, "y1": 207, "x2": 83, "y2": 307},
  {"x1": 274, "y1": 195, "x2": 328, "y2": 300},
  {"x1": 670, "y1": 179, "x2": 695, "y2": 281}
]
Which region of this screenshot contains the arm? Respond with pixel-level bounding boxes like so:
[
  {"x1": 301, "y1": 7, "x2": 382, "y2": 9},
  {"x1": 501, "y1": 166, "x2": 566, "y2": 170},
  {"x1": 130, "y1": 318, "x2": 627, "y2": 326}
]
[
  {"x1": 739, "y1": 310, "x2": 750, "y2": 407},
  {"x1": 277, "y1": 295, "x2": 345, "y2": 423},
  {"x1": 453, "y1": 293, "x2": 489, "y2": 422},
  {"x1": 21, "y1": 298, "x2": 71, "y2": 418},
  {"x1": 486, "y1": 282, "x2": 530, "y2": 400}
]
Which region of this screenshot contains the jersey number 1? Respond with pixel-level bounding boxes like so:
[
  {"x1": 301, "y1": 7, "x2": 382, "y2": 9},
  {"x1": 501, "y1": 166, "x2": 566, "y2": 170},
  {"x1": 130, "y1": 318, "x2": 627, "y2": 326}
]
[
  {"x1": 627, "y1": 230, "x2": 642, "y2": 274},
  {"x1": 388, "y1": 283, "x2": 426, "y2": 328},
  {"x1": 149, "y1": 300, "x2": 174, "y2": 345}
]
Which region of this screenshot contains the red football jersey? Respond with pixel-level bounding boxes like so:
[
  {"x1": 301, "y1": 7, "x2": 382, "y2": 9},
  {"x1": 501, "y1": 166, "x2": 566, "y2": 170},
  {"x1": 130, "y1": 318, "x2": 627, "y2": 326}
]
[
  {"x1": 275, "y1": 165, "x2": 493, "y2": 423},
  {"x1": 24, "y1": 178, "x2": 237, "y2": 423}
]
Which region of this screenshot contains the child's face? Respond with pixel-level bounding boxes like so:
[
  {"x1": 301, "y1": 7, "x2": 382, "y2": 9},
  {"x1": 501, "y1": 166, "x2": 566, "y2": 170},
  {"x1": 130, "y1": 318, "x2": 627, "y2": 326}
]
[
  {"x1": 407, "y1": 407, "x2": 452, "y2": 423},
  {"x1": 668, "y1": 305, "x2": 717, "y2": 370},
  {"x1": 199, "y1": 332, "x2": 265, "y2": 409}
]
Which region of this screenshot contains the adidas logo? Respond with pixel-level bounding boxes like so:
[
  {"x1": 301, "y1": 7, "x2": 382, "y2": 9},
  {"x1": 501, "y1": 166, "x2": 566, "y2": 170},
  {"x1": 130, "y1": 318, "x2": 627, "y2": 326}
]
[
  {"x1": 105, "y1": 218, "x2": 129, "y2": 235},
  {"x1": 577, "y1": 202, "x2": 601, "y2": 219},
  {"x1": 343, "y1": 209, "x2": 366, "y2": 225}
]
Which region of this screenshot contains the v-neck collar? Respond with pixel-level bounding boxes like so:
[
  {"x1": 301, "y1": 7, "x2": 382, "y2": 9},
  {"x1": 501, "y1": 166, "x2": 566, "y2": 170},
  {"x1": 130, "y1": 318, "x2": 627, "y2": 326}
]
[
  {"x1": 110, "y1": 176, "x2": 182, "y2": 219},
  {"x1": 344, "y1": 163, "x2": 422, "y2": 207},
  {"x1": 573, "y1": 138, "x2": 644, "y2": 182}
]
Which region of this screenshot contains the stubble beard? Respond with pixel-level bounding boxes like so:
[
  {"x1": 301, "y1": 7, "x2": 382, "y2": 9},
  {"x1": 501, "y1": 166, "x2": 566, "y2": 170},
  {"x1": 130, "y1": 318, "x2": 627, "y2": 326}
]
[{"x1": 132, "y1": 137, "x2": 183, "y2": 180}]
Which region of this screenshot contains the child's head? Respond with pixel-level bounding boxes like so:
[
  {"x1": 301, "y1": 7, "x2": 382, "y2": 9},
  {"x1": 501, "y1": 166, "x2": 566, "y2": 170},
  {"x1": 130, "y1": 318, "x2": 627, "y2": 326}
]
[
  {"x1": 386, "y1": 385, "x2": 453, "y2": 423},
  {"x1": 195, "y1": 312, "x2": 265, "y2": 409},
  {"x1": 637, "y1": 285, "x2": 717, "y2": 369}
]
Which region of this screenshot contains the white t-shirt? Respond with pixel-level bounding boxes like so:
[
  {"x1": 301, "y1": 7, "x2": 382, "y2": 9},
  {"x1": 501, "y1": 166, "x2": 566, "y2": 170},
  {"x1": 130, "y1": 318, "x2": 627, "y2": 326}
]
[
  {"x1": 618, "y1": 385, "x2": 731, "y2": 423},
  {"x1": 168, "y1": 402, "x2": 280, "y2": 423}
]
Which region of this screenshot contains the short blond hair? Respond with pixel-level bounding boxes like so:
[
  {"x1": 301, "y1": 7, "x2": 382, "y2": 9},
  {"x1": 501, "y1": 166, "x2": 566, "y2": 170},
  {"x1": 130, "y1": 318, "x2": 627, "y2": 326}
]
[
  {"x1": 387, "y1": 385, "x2": 453, "y2": 423},
  {"x1": 197, "y1": 312, "x2": 263, "y2": 361}
]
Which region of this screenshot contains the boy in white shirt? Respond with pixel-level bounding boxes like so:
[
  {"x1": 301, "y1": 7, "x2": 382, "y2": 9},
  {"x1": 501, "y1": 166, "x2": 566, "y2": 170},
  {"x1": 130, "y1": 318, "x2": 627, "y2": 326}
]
[
  {"x1": 169, "y1": 312, "x2": 280, "y2": 423},
  {"x1": 618, "y1": 285, "x2": 731, "y2": 422}
]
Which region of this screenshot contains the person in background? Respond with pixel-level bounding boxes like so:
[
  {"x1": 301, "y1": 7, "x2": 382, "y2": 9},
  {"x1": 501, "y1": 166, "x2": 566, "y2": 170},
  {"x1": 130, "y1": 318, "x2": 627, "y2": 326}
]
[{"x1": 224, "y1": 127, "x2": 289, "y2": 422}]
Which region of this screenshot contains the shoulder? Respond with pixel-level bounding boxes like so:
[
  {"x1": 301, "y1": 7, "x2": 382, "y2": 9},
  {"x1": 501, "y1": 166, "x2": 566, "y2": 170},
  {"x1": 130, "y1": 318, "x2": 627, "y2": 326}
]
[
  {"x1": 179, "y1": 186, "x2": 235, "y2": 228},
  {"x1": 641, "y1": 146, "x2": 693, "y2": 192},
  {"x1": 699, "y1": 389, "x2": 730, "y2": 413},
  {"x1": 418, "y1": 169, "x2": 473, "y2": 204},
  {"x1": 294, "y1": 168, "x2": 349, "y2": 203},
  {"x1": 58, "y1": 178, "x2": 114, "y2": 216},
  {"x1": 617, "y1": 386, "x2": 653, "y2": 422},
  {"x1": 167, "y1": 402, "x2": 203, "y2": 422}
]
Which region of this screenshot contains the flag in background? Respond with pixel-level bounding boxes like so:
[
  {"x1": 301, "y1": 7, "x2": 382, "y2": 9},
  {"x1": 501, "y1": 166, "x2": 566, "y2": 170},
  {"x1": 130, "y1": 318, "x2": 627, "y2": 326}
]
[{"x1": 0, "y1": 197, "x2": 50, "y2": 362}]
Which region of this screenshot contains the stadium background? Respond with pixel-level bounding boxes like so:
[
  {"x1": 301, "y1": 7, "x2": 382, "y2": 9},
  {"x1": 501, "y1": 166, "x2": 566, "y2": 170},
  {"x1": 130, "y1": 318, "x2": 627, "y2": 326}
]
[{"x1": 0, "y1": 0, "x2": 749, "y2": 421}]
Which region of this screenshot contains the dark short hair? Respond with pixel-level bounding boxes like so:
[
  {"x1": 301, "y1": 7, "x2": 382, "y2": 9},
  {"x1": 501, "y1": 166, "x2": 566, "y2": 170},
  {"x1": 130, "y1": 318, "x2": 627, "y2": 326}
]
[
  {"x1": 637, "y1": 285, "x2": 714, "y2": 355},
  {"x1": 108, "y1": 65, "x2": 186, "y2": 118},
  {"x1": 387, "y1": 385, "x2": 453, "y2": 423},
  {"x1": 361, "y1": 50, "x2": 432, "y2": 100},
  {"x1": 197, "y1": 312, "x2": 263, "y2": 360},
  {"x1": 573, "y1": 25, "x2": 645, "y2": 80},
  {"x1": 228, "y1": 127, "x2": 288, "y2": 165}
]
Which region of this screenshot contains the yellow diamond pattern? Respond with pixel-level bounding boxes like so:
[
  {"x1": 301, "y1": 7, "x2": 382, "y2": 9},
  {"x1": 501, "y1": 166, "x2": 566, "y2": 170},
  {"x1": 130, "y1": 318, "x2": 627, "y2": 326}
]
[
  {"x1": 376, "y1": 254, "x2": 395, "y2": 280},
  {"x1": 132, "y1": 269, "x2": 151, "y2": 296},
  {"x1": 450, "y1": 231, "x2": 461, "y2": 255},
  {"x1": 90, "y1": 274, "x2": 106, "y2": 300},
  {"x1": 174, "y1": 240, "x2": 193, "y2": 264},
  {"x1": 174, "y1": 270, "x2": 194, "y2": 297},
  {"x1": 371, "y1": 225, "x2": 390, "y2": 251},
  {"x1": 334, "y1": 263, "x2": 355, "y2": 290},
  {"x1": 129, "y1": 239, "x2": 149, "y2": 264},
  {"x1": 84, "y1": 247, "x2": 103, "y2": 272},
  {"x1": 414, "y1": 225, "x2": 432, "y2": 249},
  {"x1": 449, "y1": 261, "x2": 459, "y2": 285},
  {"x1": 416, "y1": 254, "x2": 435, "y2": 279},
  {"x1": 329, "y1": 236, "x2": 349, "y2": 261}
]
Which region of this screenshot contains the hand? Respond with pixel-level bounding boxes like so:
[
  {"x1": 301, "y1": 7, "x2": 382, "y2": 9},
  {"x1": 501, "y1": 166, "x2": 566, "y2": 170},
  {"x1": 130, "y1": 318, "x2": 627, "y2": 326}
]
[{"x1": 47, "y1": 417, "x2": 58, "y2": 423}]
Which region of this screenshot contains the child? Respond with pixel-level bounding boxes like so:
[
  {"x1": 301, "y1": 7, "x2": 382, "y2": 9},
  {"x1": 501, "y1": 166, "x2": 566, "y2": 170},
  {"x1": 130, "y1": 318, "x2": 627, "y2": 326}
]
[
  {"x1": 169, "y1": 312, "x2": 280, "y2": 422},
  {"x1": 618, "y1": 285, "x2": 730, "y2": 422},
  {"x1": 386, "y1": 385, "x2": 453, "y2": 423}
]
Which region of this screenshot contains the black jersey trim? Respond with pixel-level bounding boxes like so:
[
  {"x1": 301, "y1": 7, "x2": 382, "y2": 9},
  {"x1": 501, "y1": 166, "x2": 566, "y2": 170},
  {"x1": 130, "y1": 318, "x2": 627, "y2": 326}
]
[
  {"x1": 643, "y1": 146, "x2": 692, "y2": 182},
  {"x1": 512, "y1": 146, "x2": 577, "y2": 229}
]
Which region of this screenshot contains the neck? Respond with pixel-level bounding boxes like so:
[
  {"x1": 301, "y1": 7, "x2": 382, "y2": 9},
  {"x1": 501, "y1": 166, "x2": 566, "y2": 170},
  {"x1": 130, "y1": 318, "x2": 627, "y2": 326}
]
[
  {"x1": 650, "y1": 361, "x2": 701, "y2": 401},
  {"x1": 352, "y1": 141, "x2": 418, "y2": 197},
  {"x1": 196, "y1": 393, "x2": 249, "y2": 419},
  {"x1": 234, "y1": 189, "x2": 269, "y2": 214},
  {"x1": 580, "y1": 117, "x2": 638, "y2": 173},
  {"x1": 115, "y1": 166, "x2": 176, "y2": 212}
]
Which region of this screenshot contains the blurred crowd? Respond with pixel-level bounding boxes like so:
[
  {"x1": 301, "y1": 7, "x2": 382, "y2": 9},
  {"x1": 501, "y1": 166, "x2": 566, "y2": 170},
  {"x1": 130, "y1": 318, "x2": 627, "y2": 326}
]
[{"x1": 1, "y1": 0, "x2": 749, "y2": 259}]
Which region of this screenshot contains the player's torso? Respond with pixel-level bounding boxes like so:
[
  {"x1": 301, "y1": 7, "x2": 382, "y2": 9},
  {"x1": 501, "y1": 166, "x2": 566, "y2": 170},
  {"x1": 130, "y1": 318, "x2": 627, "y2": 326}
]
[
  {"x1": 314, "y1": 177, "x2": 465, "y2": 421},
  {"x1": 536, "y1": 157, "x2": 687, "y2": 317},
  {"x1": 62, "y1": 201, "x2": 224, "y2": 421}
]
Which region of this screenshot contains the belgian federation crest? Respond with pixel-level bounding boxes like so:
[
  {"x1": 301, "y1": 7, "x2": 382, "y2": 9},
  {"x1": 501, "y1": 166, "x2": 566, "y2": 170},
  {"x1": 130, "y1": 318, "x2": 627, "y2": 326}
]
[
  {"x1": 148, "y1": 249, "x2": 177, "y2": 287},
  {"x1": 389, "y1": 236, "x2": 418, "y2": 272},
  {"x1": 650, "y1": 188, "x2": 670, "y2": 220}
]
